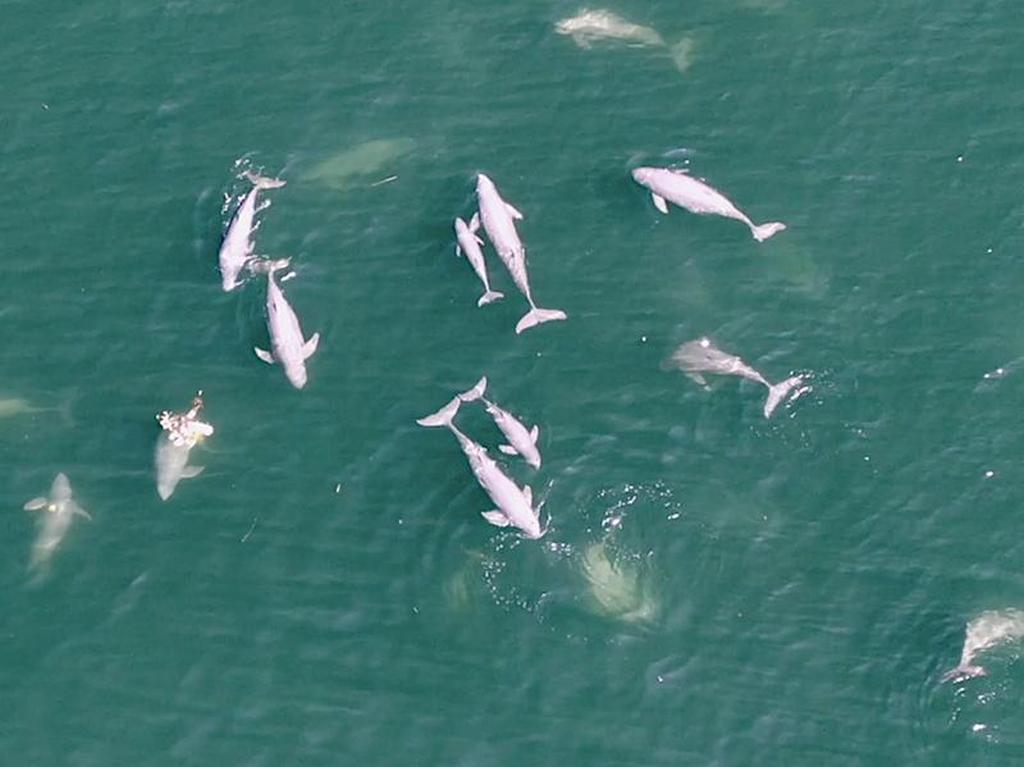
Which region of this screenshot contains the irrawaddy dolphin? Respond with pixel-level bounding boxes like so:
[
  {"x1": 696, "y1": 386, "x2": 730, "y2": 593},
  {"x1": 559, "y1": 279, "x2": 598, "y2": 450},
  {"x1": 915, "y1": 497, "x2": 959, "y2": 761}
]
[
  {"x1": 454, "y1": 217, "x2": 504, "y2": 307},
  {"x1": 217, "y1": 171, "x2": 287, "y2": 292},
  {"x1": 417, "y1": 396, "x2": 545, "y2": 539},
  {"x1": 667, "y1": 337, "x2": 805, "y2": 418},
  {"x1": 943, "y1": 609, "x2": 1024, "y2": 683},
  {"x1": 470, "y1": 174, "x2": 567, "y2": 334},
  {"x1": 554, "y1": 8, "x2": 695, "y2": 72},
  {"x1": 458, "y1": 376, "x2": 542, "y2": 469},
  {"x1": 631, "y1": 166, "x2": 786, "y2": 242},
  {"x1": 254, "y1": 261, "x2": 320, "y2": 389},
  {"x1": 24, "y1": 472, "x2": 90, "y2": 573}
]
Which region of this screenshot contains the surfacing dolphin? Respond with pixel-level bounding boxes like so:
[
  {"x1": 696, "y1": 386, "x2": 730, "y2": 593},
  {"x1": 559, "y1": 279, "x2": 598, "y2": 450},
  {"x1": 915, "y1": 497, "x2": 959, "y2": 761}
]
[
  {"x1": 667, "y1": 337, "x2": 805, "y2": 418},
  {"x1": 470, "y1": 173, "x2": 567, "y2": 334},
  {"x1": 254, "y1": 260, "x2": 320, "y2": 389},
  {"x1": 458, "y1": 376, "x2": 542, "y2": 469},
  {"x1": 24, "y1": 473, "x2": 91, "y2": 573},
  {"x1": 218, "y1": 171, "x2": 287, "y2": 291},
  {"x1": 154, "y1": 392, "x2": 214, "y2": 500},
  {"x1": 631, "y1": 167, "x2": 786, "y2": 242},
  {"x1": 943, "y1": 609, "x2": 1024, "y2": 683},
  {"x1": 454, "y1": 217, "x2": 504, "y2": 307},
  {"x1": 417, "y1": 397, "x2": 545, "y2": 539}
]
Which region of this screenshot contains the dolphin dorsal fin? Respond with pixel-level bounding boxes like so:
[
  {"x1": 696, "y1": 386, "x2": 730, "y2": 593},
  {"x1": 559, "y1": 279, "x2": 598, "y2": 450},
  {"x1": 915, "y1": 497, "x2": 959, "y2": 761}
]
[{"x1": 505, "y1": 202, "x2": 524, "y2": 220}]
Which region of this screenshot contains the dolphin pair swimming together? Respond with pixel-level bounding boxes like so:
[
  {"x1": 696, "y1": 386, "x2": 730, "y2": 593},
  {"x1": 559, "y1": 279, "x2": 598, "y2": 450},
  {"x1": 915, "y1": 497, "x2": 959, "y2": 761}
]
[
  {"x1": 417, "y1": 393, "x2": 545, "y2": 539},
  {"x1": 455, "y1": 174, "x2": 567, "y2": 334},
  {"x1": 458, "y1": 376, "x2": 542, "y2": 469}
]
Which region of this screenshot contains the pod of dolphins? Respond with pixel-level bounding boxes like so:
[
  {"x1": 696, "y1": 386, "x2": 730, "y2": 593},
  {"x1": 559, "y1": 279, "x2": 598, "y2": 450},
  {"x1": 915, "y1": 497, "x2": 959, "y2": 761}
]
[{"x1": 15, "y1": 8, "x2": 1008, "y2": 686}]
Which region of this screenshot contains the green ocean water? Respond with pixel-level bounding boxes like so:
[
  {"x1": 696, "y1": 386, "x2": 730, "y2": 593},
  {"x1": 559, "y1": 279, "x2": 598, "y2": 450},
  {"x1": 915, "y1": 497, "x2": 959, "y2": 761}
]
[{"x1": 3, "y1": 0, "x2": 1024, "y2": 763}]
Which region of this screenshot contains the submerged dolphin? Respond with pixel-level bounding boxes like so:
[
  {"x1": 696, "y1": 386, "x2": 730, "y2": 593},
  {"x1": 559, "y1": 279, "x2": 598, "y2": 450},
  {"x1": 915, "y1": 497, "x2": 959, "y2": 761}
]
[
  {"x1": 254, "y1": 261, "x2": 320, "y2": 389},
  {"x1": 667, "y1": 337, "x2": 805, "y2": 418},
  {"x1": 454, "y1": 217, "x2": 504, "y2": 307},
  {"x1": 631, "y1": 167, "x2": 786, "y2": 242},
  {"x1": 417, "y1": 397, "x2": 545, "y2": 539},
  {"x1": 24, "y1": 473, "x2": 90, "y2": 573},
  {"x1": 470, "y1": 174, "x2": 567, "y2": 334},
  {"x1": 458, "y1": 376, "x2": 542, "y2": 469},
  {"x1": 554, "y1": 8, "x2": 695, "y2": 72},
  {"x1": 154, "y1": 393, "x2": 213, "y2": 500},
  {"x1": 943, "y1": 609, "x2": 1024, "y2": 683},
  {"x1": 218, "y1": 171, "x2": 287, "y2": 291}
]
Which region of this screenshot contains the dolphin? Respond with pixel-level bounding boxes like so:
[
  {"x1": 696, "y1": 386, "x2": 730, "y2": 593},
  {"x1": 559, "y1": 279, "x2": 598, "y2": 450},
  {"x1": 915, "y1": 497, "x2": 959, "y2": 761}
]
[
  {"x1": 458, "y1": 376, "x2": 542, "y2": 469},
  {"x1": 217, "y1": 171, "x2": 287, "y2": 292},
  {"x1": 454, "y1": 217, "x2": 504, "y2": 307},
  {"x1": 470, "y1": 174, "x2": 567, "y2": 334},
  {"x1": 254, "y1": 261, "x2": 320, "y2": 389},
  {"x1": 554, "y1": 9, "x2": 695, "y2": 73},
  {"x1": 943, "y1": 609, "x2": 1024, "y2": 683},
  {"x1": 631, "y1": 167, "x2": 785, "y2": 242},
  {"x1": 24, "y1": 473, "x2": 90, "y2": 573},
  {"x1": 154, "y1": 393, "x2": 213, "y2": 500},
  {"x1": 417, "y1": 397, "x2": 545, "y2": 539},
  {"x1": 667, "y1": 337, "x2": 805, "y2": 418}
]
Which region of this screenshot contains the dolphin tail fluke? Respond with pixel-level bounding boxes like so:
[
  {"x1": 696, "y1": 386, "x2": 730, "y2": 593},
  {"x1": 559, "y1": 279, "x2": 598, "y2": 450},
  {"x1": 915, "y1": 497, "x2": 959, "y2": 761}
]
[
  {"x1": 243, "y1": 170, "x2": 287, "y2": 190},
  {"x1": 515, "y1": 307, "x2": 567, "y2": 335},
  {"x1": 752, "y1": 221, "x2": 786, "y2": 242},
  {"x1": 247, "y1": 256, "x2": 291, "y2": 276},
  {"x1": 477, "y1": 290, "x2": 504, "y2": 307},
  {"x1": 764, "y1": 375, "x2": 804, "y2": 418},
  {"x1": 941, "y1": 664, "x2": 987, "y2": 683},
  {"x1": 416, "y1": 397, "x2": 461, "y2": 428},
  {"x1": 458, "y1": 376, "x2": 487, "y2": 403},
  {"x1": 669, "y1": 37, "x2": 695, "y2": 73}
]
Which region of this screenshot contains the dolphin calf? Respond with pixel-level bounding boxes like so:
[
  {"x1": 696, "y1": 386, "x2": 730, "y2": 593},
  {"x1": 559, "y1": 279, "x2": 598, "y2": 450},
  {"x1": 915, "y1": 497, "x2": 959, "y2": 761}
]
[
  {"x1": 667, "y1": 337, "x2": 805, "y2": 418},
  {"x1": 155, "y1": 393, "x2": 214, "y2": 500},
  {"x1": 454, "y1": 217, "x2": 504, "y2": 307},
  {"x1": 254, "y1": 261, "x2": 320, "y2": 389},
  {"x1": 470, "y1": 173, "x2": 566, "y2": 334},
  {"x1": 943, "y1": 609, "x2": 1024, "y2": 683},
  {"x1": 24, "y1": 473, "x2": 90, "y2": 573},
  {"x1": 217, "y1": 170, "x2": 287, "y2": 292},
  {"x1": 458, "y1": 376, "x2": 542, "y2": 469},
  {"x1": 631, "y1": 167, "x2": 786, "y2": 242},
  {"x1": 417, "y1": 397, "x2": 545, "y2": 539}
]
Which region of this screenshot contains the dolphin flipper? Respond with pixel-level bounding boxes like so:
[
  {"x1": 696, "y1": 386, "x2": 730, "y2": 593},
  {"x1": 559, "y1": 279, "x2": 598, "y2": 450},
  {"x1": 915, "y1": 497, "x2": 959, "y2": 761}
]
[
  {"x1": 302, "y1": 332, "x2": 320, "y2": 360},
  {"x1": 482, "y1": 511, "x2": 511, "y2": 528},
  {"x1": 254, "y1": 347, "x2": 275, "y2": 364},
  {"x1": 469, "y1": 212, "x2": 480, "y2": 232},
  {"x1": 181, "y1": 465, "x2": 205, "y2": 479},
  {"x1": 71, "y1": 503, "x2": 92, "y2": 521},
  {"x1": 652, "y1": 193, "x2": 669, "y2": 214},
  {"x1": 498, "y1": 444, "x2": 518, "y2": 456},
  {"x1": 504, "y1": 202, "x2": 524, "y2": 220},
  {"x1": 23, "y1": 497, "x2": 48, "y2": 511}
]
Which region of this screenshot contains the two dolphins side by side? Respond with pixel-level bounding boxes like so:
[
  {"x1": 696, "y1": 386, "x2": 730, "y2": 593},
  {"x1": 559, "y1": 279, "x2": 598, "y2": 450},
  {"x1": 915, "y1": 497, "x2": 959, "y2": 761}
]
[
  {"x1": 451, "y1": 173, "x2": 567, "y2": 334},
  {"x1": 417, "y1": 384, "x2": 546, "y2": 539}
]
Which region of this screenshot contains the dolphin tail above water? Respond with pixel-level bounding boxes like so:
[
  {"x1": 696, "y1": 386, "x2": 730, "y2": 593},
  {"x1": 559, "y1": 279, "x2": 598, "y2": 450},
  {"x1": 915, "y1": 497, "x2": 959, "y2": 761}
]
[
  {"x1": 763, "y1": 375, "x2": 804, "y2": 418},
  {"x1": 242, "y1": 170, "x2": 287, "y2": 190},
  {"x1": 458, "y1": 377, "x2": 488, "y2": 403},
  {"x1": 941, "y1": 664, "x2": 987, "y2": 683},
  {"x1": 751, "y1": 221, "x2": 786, "y2": 242},
  {"x1": 247, "y1": 256, "x2": 292, "y2": 276},
  {"x1": 416, "y1": 397, "x2": 461, "y2": 428},
  {"x1": 515, "y1": 307, "x2": 568, "y2": 335}
]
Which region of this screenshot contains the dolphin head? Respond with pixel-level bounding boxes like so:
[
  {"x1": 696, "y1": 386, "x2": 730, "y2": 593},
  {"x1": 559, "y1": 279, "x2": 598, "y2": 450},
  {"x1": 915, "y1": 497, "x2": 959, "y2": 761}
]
[
  {"x1": 476, "y1": 173, "x2": 495, "y2": 195},
  {"x1": 631, "y1": 167, "x2": 656, "y2": 186},
  {"x1": 51, "y1": 473, "x2": 73, "y2": 503}
]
